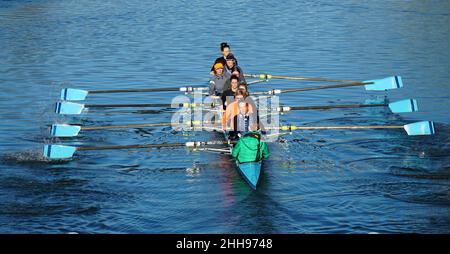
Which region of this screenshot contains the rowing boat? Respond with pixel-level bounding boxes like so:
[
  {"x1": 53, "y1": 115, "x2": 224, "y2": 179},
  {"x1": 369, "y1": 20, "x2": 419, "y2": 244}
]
[{"x1": 42, "y1": 71, "x2": 436, "y2": 191}]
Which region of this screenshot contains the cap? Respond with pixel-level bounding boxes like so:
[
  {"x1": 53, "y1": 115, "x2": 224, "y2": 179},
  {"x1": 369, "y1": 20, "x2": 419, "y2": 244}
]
[{"x1": 214, "y1": 62, "x2": 224, "y2": 70}]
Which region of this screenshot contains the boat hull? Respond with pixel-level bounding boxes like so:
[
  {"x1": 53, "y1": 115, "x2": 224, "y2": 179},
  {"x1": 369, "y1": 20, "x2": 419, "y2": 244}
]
[
  {"x1": 236, "y1": 160, "x2": 262, "y2": 190},
  {"x1": 225, "y1": 132, "x2": 262, "y2": 190}
]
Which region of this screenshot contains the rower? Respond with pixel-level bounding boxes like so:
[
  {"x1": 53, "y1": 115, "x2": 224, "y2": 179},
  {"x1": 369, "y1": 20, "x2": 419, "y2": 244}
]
[
  {"x1": 209, "y1": 62, "x2": 231, "y2": 96},
  {"x1": 236, "y1": 82, "x2": 257, "y2": 113},
  {"x1": 224, "y1": 89, "x2": 255, "y2": 138},
  {"x1": 210, "y1": 42, "x2": 231, "y2": 74},
  {"x1": 235, "y1": 101, "x2": 257, "y2": 134},
  {"x1": 237, "y1": 82, "x2": 248, "y2": 94},
  {"x1": 235, "y1": 82, "x2": 264, "y2": 131},
  {"x1": 221, "y1": 75, "x2": 240, "y2": 110},
  {"x1": 224, "y1": 53, "x2": 245, "y2": 83},
  {"x1": 231, "y1": 124, "x2": 269, "y2": 164}
]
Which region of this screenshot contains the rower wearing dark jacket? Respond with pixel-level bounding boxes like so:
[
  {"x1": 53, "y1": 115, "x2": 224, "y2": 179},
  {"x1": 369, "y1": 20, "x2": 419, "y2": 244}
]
[
  {"x1": 210, "y1": 42, "x2": 231, "y2": 74},
  {"x1": 224, "y1": 53, "x2": 245, "y2": 83},
  {"x1": 221, "y1": 75, "x2": 240, "y2": 110}
]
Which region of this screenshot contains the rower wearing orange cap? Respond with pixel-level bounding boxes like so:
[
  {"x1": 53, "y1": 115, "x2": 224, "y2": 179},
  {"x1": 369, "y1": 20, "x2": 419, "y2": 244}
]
[{"x1": 209, "y1": 62, "x2": 231, "y2": 96}]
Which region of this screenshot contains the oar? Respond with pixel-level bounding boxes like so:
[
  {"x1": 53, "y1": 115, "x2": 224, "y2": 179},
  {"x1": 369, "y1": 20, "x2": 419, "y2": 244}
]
[
  {"x1": 49, "y1": 120, "x2": 223, "y2": 137},
  {"x1": 60, "y1": 87, "x2": 208, "y2": 101},
  {"x1": 245, "y1": 73, "x2": 366, "y2": 83},
  {"x1": 277, "y1": 99, "x2": 418, "y2": 114},
  {"x1": 43, "y1": 140, "x2": 234, "y2": 159},
  {"x1": 246, "y1": 79, "x2": 270, "y2": 85},
  {"x1": 253, "y1": 76, "x2": 403, "y2": 94},
  {"x1": 268, "y1": 121, "x2": 435, "y2": 136},
  {"x1": 54, "y1": 101, "x2": 219, "y2": 115}
]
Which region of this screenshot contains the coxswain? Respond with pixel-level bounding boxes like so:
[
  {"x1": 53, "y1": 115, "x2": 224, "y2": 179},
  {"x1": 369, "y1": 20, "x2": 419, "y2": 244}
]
[{"x1": 231, "y1": 125, "x2": 269, "y2": 163}]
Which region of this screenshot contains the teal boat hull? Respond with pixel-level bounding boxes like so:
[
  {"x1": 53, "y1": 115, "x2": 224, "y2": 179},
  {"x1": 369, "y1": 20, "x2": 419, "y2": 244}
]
[
  {"x1": 236, "y1": 160, "x2": 262, "y2": 190},
  {"x1": 225, "y1": 132, "x2": 263, "y2": 190}
]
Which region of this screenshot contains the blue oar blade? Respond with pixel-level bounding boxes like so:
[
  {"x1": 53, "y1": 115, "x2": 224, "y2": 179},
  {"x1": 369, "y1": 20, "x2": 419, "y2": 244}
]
[
  {"x1": 388, "y1": 99, "x2": 418, "y2": 113},
  {"x1": 55, "y1": 102, "x2": 85, "y2": 115},
  {"x1": 364, "y1": 76, "x2": 403, "y2": 91},
  {"x1": 60, "y1": 88, "x2": 89, "y2": 101},
  {"x1": 403, "y1": 121, "x2": 435, "y2": 135},
  {"x1": 43, "y1": 145, "x2": 77, "y2": 159},
  {"x1": 50, "y1": 124, "x2": 81, "y2": 137}
]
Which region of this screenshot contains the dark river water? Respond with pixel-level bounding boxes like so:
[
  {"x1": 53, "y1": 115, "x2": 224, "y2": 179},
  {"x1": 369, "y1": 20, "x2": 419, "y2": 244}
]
[{"x1": 0, "y1": 0, "x2": 449, "y2": 233}]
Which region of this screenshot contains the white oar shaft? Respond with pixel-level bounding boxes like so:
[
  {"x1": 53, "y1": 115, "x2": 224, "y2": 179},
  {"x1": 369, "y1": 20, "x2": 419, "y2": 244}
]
[
  {"x1": 77, "y1": 140, "x2": 231, "y2": 151},
  {"x1": 78, "y1": 120, "x2": 222, "y2": 132}
]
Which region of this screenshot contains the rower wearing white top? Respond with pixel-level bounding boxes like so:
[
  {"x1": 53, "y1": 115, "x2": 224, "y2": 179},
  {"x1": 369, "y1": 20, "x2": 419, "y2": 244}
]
[{"x1": 236, "y1": 101, "x2": 257, "y2": 133}]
